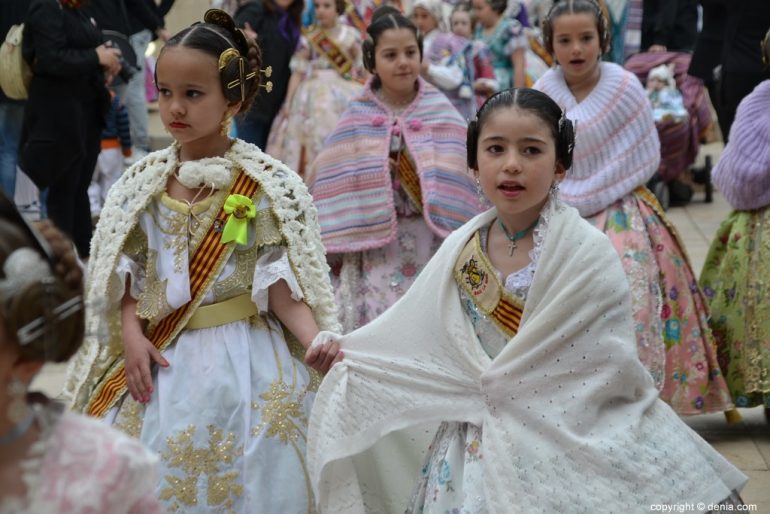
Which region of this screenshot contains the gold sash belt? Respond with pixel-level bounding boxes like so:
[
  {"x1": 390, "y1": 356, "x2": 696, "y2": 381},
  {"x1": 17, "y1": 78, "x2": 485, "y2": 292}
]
[{"x1": 185, "y1": 293, "x2": 259, "y2": 330}]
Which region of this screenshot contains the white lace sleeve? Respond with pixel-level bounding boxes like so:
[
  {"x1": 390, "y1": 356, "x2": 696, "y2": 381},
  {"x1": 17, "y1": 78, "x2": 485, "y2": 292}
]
[
  {"x1": 114, "y1": 254, "x2": 145, "y2": 301},
  {"x1": 251, "y1": 245, "x2": 304, "y2": 313}
]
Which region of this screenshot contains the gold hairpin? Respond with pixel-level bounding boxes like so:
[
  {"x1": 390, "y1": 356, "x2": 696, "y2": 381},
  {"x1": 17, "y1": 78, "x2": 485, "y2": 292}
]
[
  {"x1": 260, "y1": 81, "x2": 273, "y2": 93},
  {"x1": 261, "y1": 66, "x2": 272, "y2": 78},
  {"x1": 219, "y1": 47, "x2": 240, "y2": 70}
]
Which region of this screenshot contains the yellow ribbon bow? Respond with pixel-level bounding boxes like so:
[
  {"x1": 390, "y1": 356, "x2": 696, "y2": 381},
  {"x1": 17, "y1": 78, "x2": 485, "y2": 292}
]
[{"x1": 221, "y1": 194, "x2": 256, "y2": 245}]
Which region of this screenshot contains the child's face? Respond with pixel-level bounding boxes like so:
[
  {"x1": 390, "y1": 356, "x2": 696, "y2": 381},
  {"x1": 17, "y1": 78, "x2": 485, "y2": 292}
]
[
  {"x1": 471, "y1": 0, "x2": 497, "y2": 28},
  {"x1": 373, "y1": 28, "x2": 421, "y2": 96},
  {"x1": 275, "y1": 0, "x2": 294, "y2": 9},
  {"x1": 412, "y1": 7, "x2": 438, "y2": 34},
  {"x1": 648, "y1": 77, "x2": 666, "y2": 91},
  {"x1": 314, "y1": 0, "x2": 337, "y2": 28},
  {"x1": 476, "y1": 107, "x2": 565, "y2": 221},
  {"x1": 451, "y1": 11, "x2": 472, "y2": 38},
  {"x1": 156, "y1": 46, "x2": 235, "y2": 149},
  {"x1": 551, "y1": 12, "x2": 602, "y2": 83}
]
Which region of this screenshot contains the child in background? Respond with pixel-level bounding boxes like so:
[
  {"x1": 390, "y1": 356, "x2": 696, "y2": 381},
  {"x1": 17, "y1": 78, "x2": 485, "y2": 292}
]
[
  {"x1": 64, "y1": 9, "x2": 340, "y2": 513},
  {"x1": 309, "y1": 6, "x2": 482, "y2": 331},
  {"x1": 473, "y1": 0, "x2": 528, "y2": 89},
  {"x1": 700, "y1": 78, "x2": 770, "y2": 418},
  {"x1": 88, "y1": 92, "x2": 132, "y2": 221},
  {"x1": 646, "y1": 63, "x2": 688, "y2": 123},
  {"x1": 447, "y1": 2, "x2": 498, "y2": 113},
  {"x1": 266, "y1": 0, "x2": 364, "y2": 179},
  {"x1": 307, "y1": 88, "x2": 748, "y2": 514},
  {"x1": 534, "y1": 0, "x2": 736, "y2": 418}
]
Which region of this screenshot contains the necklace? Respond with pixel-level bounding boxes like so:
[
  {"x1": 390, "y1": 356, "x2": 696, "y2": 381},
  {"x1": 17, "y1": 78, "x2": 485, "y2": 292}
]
[
  {"x1": 497, "y1": 217, "x2": 539, "y2": 256},
  {"x1": 0, "y1": 410, "x2": 35, "y2": 446},
  {"x1": 375, "y1": 87, "x2": 416, "y2": 109}
]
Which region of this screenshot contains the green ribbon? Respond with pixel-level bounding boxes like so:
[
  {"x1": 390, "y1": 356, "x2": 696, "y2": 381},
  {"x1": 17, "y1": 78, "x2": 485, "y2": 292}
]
[{"x1": 221, "y1": 194, "x2": 256, "y2": 245}]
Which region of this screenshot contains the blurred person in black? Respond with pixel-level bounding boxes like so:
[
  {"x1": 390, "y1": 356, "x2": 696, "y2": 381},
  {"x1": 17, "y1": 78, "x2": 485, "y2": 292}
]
[
  {"x1": 688, "y1": 0, "x2": 726, "y2": 124},
  {"x1": 85, "y1": 0, "x2": 174, "y2": 158},
  {"x1": 235, "y1": 0, "x2": 303, "y2": 149},
  {"x1": 18, "y1": 0, "x2": 121, "y2": 258},
  {"x1": 717, "y1": 1, "x2": 770, "y2": 142},
  {"x1": 641, "y1": 0, "x2": 698, "y2": 53},
  {"x1": 0, "y1": 0, "x2": 28, "y2": 199}
]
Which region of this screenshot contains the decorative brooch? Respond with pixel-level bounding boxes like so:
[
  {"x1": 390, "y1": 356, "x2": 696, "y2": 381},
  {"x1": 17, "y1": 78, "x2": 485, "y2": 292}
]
[{"x1": 221, "y1": 194, "x2": 256, "y2": 245}]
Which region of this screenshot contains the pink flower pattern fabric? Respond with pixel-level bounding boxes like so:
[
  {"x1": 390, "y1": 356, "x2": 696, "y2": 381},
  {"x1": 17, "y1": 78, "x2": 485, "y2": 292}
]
[{"x1": 0, "y1": 402, "x2": 162, "y2": 514}]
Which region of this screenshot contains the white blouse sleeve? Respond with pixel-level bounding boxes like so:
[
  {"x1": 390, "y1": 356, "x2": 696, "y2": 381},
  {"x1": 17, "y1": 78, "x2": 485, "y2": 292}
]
[{"x1": 251, "y1": 245, "x2": 305, "y2": 314}]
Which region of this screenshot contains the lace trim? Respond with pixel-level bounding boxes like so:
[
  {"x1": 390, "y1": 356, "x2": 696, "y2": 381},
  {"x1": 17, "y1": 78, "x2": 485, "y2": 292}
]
[{"x1": 251, "y1": 246, "x2": 305, "y2": 313}]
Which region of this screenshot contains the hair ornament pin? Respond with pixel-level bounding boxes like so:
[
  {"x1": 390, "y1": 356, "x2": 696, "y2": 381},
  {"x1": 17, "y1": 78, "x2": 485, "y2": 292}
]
[
  {"x1": 558, "y1": 108, "x2": 567, "y2": 132},
  {"x1": 261, "y1": 66, "x2": 272, "y2": 78}
]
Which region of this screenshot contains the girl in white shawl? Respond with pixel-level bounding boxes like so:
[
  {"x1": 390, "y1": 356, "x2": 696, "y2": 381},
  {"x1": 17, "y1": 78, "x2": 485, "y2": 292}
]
[{"x1": 306, "y1": 88, "x2": 747, "y2": 513}]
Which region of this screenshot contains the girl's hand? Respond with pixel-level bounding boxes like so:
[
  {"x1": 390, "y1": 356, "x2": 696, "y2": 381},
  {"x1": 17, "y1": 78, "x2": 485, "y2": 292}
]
[
  {"x1": 123, "y1": 331, "x2": 169, "y2": 403},
  {"x1": 304, "y1": 339, "x2": 343, "y2": 374}
]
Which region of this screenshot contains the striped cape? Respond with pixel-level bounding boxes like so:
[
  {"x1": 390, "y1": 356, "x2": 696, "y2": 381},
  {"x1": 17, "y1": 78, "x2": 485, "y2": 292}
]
[{"x1": 309, "y1": 77, "x2": 482, "y2": 253}]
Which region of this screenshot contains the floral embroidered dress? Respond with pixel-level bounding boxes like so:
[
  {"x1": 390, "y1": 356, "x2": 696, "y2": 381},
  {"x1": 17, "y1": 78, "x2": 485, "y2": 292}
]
[
  {"x1": 106, "y1": 192, "x2": 317, "y2": 513},
  {"x1": 62, "y1": 140, "x2": 340, "y2": 514},
  {"x1": 535, "y1": 63, "x2": 734, "y2": 416},
  {"x1": 408, "y1": 209, "x2": 546, "y2": 512},
  {"x1": 0, "y1": 399, "x2": 162, "y2": 514},
  {"x1": 699, "y1": 80, "x2": 770, "y2": 411},
  {"x1": 266, "y1": 24, "x2": 363, "y2": 178}
]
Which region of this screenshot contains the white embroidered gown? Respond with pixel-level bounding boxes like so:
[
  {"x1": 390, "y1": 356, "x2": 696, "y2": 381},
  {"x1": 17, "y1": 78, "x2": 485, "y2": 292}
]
[{"x1": 106, "y1": 190, "x2": 317, "y2": 514}]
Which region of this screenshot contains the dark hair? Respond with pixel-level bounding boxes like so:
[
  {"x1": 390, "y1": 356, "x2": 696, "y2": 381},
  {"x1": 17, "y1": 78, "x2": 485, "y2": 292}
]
[
  {"x1": 263, "y1": 0, "x2": 304, "y2": 28},
  {"x1": 467, "y1": 88, "x2": 575, "y2": 171},
  {"x1": 451, "y1": 2, "x2": 476, "y2": 27},
  {"x1": 362, "y1": 6, "x2": 423, "y2": 73},
  {"x1": 542, "y1": 0, "x2": 610, "y2": 56},
  {"x1": 762, "y1": 26, "x2": 770, "y2": 68},
  {"x1": 332, "y1": 0, "x2": 346, "y2": 15},
  {"x1": 0, "y1": 196, "x2": 85, "y2": 364},
  {"x1": 482, "y1": 0, "x2": 508, "y2": 16},
  {"x1": 158, "y1": 10, "x2": 263, "y2": 113}
]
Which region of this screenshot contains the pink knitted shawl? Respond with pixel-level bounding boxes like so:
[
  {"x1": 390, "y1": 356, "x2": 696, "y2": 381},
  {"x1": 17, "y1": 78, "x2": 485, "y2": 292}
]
[
  {"x1": 712, "y1": 80, "x2": 770, "y2": 211},
  {"x1": 309, "y1": 77, "x2": 481, "y2": 253},
  {"x1": 534, "y1": 62, "x2": 660, "y2": 217}
]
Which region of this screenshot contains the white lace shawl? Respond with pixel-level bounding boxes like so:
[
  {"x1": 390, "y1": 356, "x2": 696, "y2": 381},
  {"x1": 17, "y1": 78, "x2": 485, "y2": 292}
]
[
  {"x1": 62, "y1": 139, "x2": 340, "y2": 413},
  {"x1": 307, "y1": 201, "x2": 746, "y2": 513},
  {"x1": 534, "y1": 63, "x2": 661, "y2": 217}
]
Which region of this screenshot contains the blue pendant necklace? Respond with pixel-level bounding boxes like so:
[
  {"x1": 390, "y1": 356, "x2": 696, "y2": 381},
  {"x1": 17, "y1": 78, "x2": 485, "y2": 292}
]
[{"x1": 497, "y1": 217, "x2": 539, "y2": 256}]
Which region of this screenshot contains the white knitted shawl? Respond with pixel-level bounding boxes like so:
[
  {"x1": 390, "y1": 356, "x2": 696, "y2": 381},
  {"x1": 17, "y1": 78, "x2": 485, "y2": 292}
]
[
  {"x1": 308, "y1": 202, "x2": 746, "y2": 513},
  {"x1": 534, "y1": 62, "x2": 661, "y2": 217},
  {"x1": 63, "y1": 139, "x2": 340, "y2": 412}
]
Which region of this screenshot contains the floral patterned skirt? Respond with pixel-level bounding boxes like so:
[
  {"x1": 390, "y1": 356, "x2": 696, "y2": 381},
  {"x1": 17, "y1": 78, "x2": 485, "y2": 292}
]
[
  {"x1": 408, "y1": 422, "x2": 487, "y2": 514},
  {"x1": 589, "y1": 188, "x2": 734, "y2": 415},
  {"x1": 699, "y1": 208, "x2": 770, "y2": 409},
  {"x1": 331, "y1": 213, "x2": 443, "y2": 332}
]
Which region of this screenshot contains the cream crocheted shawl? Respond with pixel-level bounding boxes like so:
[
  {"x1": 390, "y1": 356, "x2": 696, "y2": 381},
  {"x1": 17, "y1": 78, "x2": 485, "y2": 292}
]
[
  {"x1": 63, "y1": 139, "x2": 340, "y2": 412},
  {"x1": 308, "y1": 201, "x2": 746, "y2": 513}
]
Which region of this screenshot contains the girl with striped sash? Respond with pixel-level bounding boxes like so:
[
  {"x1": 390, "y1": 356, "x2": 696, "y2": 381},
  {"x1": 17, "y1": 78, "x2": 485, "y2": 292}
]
[
  {"x1": 63, "y1": 10, "x2": 341, "y2": 513},
  {"x1": 309, "y1": 7, "x2": 482, "y2": 332},
  {"x1": 306, "y1": 89, "x2": 747, "y2": 514}
]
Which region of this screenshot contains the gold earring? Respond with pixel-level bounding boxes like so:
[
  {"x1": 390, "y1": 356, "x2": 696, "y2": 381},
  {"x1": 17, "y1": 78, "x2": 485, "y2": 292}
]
[{"x1": 220, "y1": 111, "x2": 233, "y2": 136}]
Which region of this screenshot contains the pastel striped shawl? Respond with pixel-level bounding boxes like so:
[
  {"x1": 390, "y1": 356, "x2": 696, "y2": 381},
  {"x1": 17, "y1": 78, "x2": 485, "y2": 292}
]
[
  {"x1": 534, "y1": 63, "x2": 660, "y2": 217},
  {"x1": 309, "y1": 77, "x2": 481, "y2": 253}
]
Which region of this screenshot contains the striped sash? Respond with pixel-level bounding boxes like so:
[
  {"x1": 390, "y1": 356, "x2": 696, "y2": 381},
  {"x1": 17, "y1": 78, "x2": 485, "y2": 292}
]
[
  {"x1": 397, "y1": 149, "x2": 423, "y2": 213},
  {"x1": 306, "y1": 28, "x2": 354, "y2": 77},
  {"x1": 86, "y1": 170, "x2": 260, "y2": 417},
  {"x1": 453, "y1": 231, "x2": 524, "y2": 338}
]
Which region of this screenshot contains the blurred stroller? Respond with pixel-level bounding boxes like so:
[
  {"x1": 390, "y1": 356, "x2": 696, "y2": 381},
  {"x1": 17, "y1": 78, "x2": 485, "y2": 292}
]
[{"x1": 625, "y1": 51, "x2": 715, "y2": 209}]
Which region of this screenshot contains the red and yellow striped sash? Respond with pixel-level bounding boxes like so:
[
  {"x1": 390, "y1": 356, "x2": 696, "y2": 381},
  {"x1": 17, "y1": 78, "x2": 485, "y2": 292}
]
[
  {"x1": 86, "y1": 170, "x2": 260, "y2": 417},
  {"x1": 454, "y1": 231, "x2": 524, "y2": 338},
  {"x1": 397, "y1": 150, "x2": 423, "y2": 213},
  {"x1": 306, "y1": 28, "x2": 354, "y2": 77}
]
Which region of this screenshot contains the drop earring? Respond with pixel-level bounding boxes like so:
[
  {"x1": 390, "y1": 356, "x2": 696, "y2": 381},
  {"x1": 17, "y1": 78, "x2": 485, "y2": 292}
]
[
  {"x1": 549, "y1": 181, "x2": 560, "y2": 202},
  {"x1": 475, "y1": 176, "x2": 485, "y2": 205}
]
